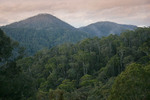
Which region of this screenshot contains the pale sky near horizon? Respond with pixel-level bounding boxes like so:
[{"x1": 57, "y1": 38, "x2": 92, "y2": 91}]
[{"x1": 0, "y1": 0, "x2": 150, "y2": 28}]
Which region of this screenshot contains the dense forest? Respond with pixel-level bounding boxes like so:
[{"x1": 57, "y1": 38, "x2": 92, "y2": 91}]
[{"x1": 0, "y1": 27, "x2": 150, "y2": 100}]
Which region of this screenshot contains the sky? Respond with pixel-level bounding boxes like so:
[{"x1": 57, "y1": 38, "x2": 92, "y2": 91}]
[{"x1": 0, "y1": 0, "x2": 150, "y2": 28}]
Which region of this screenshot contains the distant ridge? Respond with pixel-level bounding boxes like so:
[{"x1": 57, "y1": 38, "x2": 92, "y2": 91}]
[{"x1": 79, "y1": 21, "x2": 137, "y2": 37}]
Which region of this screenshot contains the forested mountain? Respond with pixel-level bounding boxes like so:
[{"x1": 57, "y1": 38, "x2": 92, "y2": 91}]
[
  {"x1": 1, "y1": 14, "x2": 137, "y2": 56},
  {"x1": 79, "y1": 21, "x2": 137, "y2": 37},
  {"x1": 0, "y1": 27, "x2": 147, "y2": 100},
  {"x1": 0, "y1": 13, "x2": 149, "y2": 100},
  {"x1": 1, "y1": 14, "x2": 92, "y2": 55}
]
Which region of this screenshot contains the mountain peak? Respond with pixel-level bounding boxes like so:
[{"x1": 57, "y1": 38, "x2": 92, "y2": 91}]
[
  {"x1": 30, "y1": 13, "x2": 58, "y2": 20},
  {"x1": 85, "y1": 21, "x2": 136, "y2": 28},
  {"x1": 96, "y1": 21, "x2": 116, "y2": 24},
  {"x1": 4, "y1": 13, "x2": 74, "y2": 29},
  {"x1": 36, "y1": 13, "x2": 52, "y2": 16},
  {"x1": 36, "y1": 13, "x2": 55, "y2": 17}
]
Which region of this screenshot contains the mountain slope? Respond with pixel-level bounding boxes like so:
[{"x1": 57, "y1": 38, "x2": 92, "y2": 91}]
[
  {"x1": 16, "y1": 27, "x2": 150, "y2": 100},
  {"x1": 1, "y1": 14, "x2": 91, "y2": 55},
  {"x1": 79, "y1": 21, "x2": 137, "y2": 37}
]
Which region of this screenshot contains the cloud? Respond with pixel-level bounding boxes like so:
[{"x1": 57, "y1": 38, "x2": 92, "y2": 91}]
[
  {"x1": 0, "y1": 17, "x2": 9, "y2": 25},
  {"x1": 0, "y1": 0, "x2": 150, "y2": 27}
]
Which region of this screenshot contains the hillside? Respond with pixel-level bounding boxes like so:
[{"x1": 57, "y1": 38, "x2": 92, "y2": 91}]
[
  {"x1": 1, "y1": 14, "x2": 91, "y2": 55},
  {"x1": 0, "y1": 27, "x2": 150, "y2": 100},
  {"x1": 79, "y1": 21, "x2": 137, "y2": 37},
  {"x1": 1, "y1": 14, "x2": 138, "y2": 56},
  {"x1": 17, "y1": 27, "x2": 150, "y2": 100},
  {"x1": 1, "y1": 14, "x2": 137, "y2": 56}
]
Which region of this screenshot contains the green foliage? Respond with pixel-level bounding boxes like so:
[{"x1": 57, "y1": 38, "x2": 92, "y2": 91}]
[
  {"x1": 58, "y1": 79, "x2": 75, "y2": 92},
  {"x1": 48, "y1": 89, "x2": 64, "y2": 100},
  {"x1": 108, "y1": 63, "x2": 150, "y2": 100},
  {"x1": 0, "y1": 29, "x2": 13, "y2": 62},
  {"x1": 18, "y1": 27, "x2": 150, "y2": 100},
  {"x1": 1, "y1": 27, "x2": 150, "y2": 100},
  {"x1": 0, "y1": 29, "x2": 35, "y2": 100},
  {"x1": 80, "y1": 74, "x2": 96, "y2": 87}
]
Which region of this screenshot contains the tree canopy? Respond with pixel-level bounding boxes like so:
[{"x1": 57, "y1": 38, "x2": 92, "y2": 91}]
[{"x1": 1, "y1": 27, "x2": 150, "y2": 100}]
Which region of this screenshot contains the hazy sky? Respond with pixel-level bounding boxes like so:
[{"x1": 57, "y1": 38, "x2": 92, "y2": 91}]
[{"x1": 0, "y1": 0, "x2": 150, "y2": 27}]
